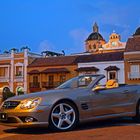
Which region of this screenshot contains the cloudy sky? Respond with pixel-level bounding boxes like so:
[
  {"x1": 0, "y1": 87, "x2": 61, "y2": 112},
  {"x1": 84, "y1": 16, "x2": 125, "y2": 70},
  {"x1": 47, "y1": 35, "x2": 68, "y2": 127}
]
[{"x1": 0, "y1": 0, "x2": 140, "y2": 54}]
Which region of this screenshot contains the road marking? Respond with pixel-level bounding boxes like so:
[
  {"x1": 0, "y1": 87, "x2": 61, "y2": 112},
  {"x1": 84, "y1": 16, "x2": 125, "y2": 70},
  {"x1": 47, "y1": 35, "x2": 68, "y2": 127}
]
[{"x1": 0, "y1": 134, "x2": 17, "y2": 139}]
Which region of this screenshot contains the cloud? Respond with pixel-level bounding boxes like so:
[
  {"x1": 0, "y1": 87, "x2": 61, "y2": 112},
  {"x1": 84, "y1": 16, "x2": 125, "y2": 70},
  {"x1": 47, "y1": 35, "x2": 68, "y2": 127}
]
[
  {"x1": 69, "y1": 28, "x2": 89, "y2": 52},
  {"x1": 38, "y1": 40, "x2": 55, "y2": 53}
]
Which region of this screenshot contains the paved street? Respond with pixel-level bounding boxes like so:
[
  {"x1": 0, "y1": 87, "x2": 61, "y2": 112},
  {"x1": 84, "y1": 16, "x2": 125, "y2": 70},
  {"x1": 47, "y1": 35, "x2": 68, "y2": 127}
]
[{"x1": 0, "y1": 118, "x2": 140, "y2": 140}]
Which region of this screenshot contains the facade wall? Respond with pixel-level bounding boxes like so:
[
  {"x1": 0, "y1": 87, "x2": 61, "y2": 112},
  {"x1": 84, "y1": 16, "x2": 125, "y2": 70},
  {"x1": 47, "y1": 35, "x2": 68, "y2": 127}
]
[
  {"x1": 78, "y1": 61, "x2": 125, "y2": 84},
  {"x1": 27, "y1": 65, "x2": 78, "y2": 93},
  {"x1": 124, "y1": 52, "x2": 140, "y2": 84},
  {"x1": 0, "y1": 49, "x2": 40, "y2": 95}
]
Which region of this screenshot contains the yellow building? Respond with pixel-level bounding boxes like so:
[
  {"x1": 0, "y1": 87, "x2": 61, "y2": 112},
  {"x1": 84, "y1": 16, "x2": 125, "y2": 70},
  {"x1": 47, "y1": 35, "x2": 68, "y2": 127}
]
[
  {"x1": 124, "y1": 27, "x2": 140, "y2": 84},
  {"x1": 0, "y1": 48, "x2": 41, "y2": 95},
  {"x1": 102, "y1": 31, "x2": 126, "y2": 52},
  {"x1": 27, "y1": 55, "x2": 79, "y2": 93}
]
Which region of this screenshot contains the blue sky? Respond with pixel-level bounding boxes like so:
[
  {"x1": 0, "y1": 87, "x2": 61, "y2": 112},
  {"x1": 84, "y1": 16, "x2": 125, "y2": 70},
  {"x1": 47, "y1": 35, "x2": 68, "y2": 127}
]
[{"x1": 0, "y1": 0, "x2": 140, "y2": 54}]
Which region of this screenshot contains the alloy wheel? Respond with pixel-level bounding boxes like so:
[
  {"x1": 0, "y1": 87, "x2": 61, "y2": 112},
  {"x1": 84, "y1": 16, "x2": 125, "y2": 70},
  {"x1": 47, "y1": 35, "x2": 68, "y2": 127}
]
[{"x1": 51, "y1": 103, "x2": 76, "y2": 130}]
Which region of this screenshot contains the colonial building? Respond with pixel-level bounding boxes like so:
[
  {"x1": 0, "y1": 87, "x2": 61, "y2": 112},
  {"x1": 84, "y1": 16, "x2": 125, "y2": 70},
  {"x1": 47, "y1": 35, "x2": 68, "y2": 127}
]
[
  {"x1": 27, "y1": 55, "x2": 79, "y2": 93},
  {"x1": 76, "y1": 51, "x2": 124, "y2": 84},
  {"x1": 124, "y1": 27, "x2": 140, "y2": 84},
  {"x1": 85, "y1": 22, "x2": 106, "y2": 53},
  {"x1": 27, "y1": 50, "x2": 125, "y2": 93},
  {"x1": 0, "y1": 48, "x2": 41, "y2": 95},
  {"x1": 102, "y1": 31, "x2": 126, "y2": 52}
]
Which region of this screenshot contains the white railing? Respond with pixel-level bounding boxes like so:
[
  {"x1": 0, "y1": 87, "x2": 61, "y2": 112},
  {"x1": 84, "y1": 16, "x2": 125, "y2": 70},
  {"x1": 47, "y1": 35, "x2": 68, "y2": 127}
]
[
  {"x1": 128, "y1": 72, "x2": 140, "y2": 79},
  {"x1": 0, "y1": 77, "x2": 10, "y2": 82}
]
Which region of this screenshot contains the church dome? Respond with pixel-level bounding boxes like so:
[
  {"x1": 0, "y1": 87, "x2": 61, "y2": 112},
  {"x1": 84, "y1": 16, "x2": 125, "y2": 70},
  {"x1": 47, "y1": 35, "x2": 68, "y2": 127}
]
[
  {"x1": 133, "y1": 27, "x2": 140, "y2": 36},
  {"x1": 86, "y1": 32, "x2": 104, "y2": 41},
  {"x1": 86, "y1": 22, "x2": 105, "y2": 41}
]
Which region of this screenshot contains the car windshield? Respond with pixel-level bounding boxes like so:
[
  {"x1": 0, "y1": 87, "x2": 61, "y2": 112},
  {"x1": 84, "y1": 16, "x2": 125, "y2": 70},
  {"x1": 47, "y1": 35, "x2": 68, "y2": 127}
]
[{"x1": 56, "y1": 75, "x2": 97, "y2": 89}]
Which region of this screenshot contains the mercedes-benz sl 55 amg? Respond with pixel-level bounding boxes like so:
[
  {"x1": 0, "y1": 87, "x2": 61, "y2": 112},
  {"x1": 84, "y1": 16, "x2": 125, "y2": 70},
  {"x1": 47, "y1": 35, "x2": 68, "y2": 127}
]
[{"x1": 0, "y1": 74, "x2": 140, "y2": 131}]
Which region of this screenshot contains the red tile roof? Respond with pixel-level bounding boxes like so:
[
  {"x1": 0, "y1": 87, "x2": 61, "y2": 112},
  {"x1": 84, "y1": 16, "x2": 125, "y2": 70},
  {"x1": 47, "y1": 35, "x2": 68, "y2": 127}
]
[
  {"x1": 28, "y1": 51, "x2": 124, "y2": 67},
  {"x1": 28, "y1": 70, "x2": 40, "y2": 74},
  {"x1": 28, "y1": 55, "x2": 78, "y2": 67},
  {"x1": 125, "y1": 36, "x2": 140, "y2": 52},
  {"x1": 41, "y1": 68, "x2": 70, "y2": 74},
  {"x1": 104, "y1": 66, "x2": 120, "y2": 71},
  {"x1": 75, "y1": 67, "x2": 99, "y2": 72}
]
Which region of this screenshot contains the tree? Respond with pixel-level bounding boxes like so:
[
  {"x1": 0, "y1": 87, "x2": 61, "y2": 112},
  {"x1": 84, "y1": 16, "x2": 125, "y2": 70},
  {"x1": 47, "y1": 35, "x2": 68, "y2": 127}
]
[{"x1": 20, "y1": 46, "x2": 31, "y2": 52}]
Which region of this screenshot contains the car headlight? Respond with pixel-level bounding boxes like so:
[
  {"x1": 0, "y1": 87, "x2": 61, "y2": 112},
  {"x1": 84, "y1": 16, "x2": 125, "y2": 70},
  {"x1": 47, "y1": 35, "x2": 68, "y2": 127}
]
[{"x1": 20, "y1": 98, "x2": 41, "y2": 110}]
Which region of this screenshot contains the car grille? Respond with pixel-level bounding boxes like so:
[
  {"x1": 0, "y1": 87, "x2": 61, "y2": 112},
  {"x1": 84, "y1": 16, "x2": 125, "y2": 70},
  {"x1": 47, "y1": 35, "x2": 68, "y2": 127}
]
[{"x1": 2, "y1": 101, "x2": 20, "y2": 109}]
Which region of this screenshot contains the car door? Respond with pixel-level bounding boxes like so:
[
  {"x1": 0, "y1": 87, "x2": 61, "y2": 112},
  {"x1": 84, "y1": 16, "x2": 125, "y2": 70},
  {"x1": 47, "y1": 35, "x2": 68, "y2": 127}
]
[{"x1": 90, "y1": 87, "x2": 134, "y2": 117}]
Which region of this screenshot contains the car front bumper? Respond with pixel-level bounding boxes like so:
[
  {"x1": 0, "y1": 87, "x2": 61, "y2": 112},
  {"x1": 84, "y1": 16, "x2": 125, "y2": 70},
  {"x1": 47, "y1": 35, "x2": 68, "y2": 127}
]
[{"x1": 0, "y1": 105, "x2": 51, "y2": 128}]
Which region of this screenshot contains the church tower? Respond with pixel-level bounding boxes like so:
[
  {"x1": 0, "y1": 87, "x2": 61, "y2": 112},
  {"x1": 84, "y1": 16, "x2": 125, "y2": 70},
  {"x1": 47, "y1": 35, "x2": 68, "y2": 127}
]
[
  {"x1": 93, "y1": 22, "x2": 99, "y2": 33},
  {"x1": 85, "y1": 22, "x2": 106, "y2": 53}
]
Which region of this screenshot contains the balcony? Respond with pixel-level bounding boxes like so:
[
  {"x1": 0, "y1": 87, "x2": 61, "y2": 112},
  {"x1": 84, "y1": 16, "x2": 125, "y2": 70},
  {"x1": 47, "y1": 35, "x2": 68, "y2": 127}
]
[
  {"x1": 42, "y1": 81, "x2": 63, "y2": 89},
  {"x1": 14, "y1": 76, "x2": 24, "y2": 82},
  {"x1": 29, "y1": 82, "x2": 41, "y2": 92},
  {"x1": 0, "y1": 77, "x2": 10, "y2": 82},
  {"x1": 128, "y1": 72, "x2": 140, "y2": 79}
]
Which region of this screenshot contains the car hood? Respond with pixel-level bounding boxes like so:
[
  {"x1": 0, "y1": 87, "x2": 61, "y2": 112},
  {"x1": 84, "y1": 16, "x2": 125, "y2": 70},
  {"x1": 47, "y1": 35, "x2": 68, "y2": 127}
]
[{"x1": 6, "y1": 88, "x2": 83, "y2": 101}]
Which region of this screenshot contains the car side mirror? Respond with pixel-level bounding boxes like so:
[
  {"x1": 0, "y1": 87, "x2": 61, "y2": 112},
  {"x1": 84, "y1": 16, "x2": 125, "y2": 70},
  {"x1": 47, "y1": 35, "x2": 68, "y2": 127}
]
[{"x1": 92, "y1": 86, "x2": 106, "y2": 92}]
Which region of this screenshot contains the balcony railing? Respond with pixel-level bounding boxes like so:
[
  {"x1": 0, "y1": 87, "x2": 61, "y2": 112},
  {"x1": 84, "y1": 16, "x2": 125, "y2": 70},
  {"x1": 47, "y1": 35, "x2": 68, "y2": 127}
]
[
  {"x1": 0, "y1": 77, "x2": 10, "y2": 82},
  {"x1": 42, "y1": 81, "x2": 64, "y2": 89},
  {"x1": 14, "y1": 75, "x2": 24, "y2": 82},
  {"x1": 128, "y1": 72, "x2": 140, "y2": 79}
]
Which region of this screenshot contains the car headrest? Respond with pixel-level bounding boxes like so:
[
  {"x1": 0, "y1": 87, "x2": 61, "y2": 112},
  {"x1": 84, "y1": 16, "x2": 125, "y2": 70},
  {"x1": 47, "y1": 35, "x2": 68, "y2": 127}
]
[{"x1": 106, "y1": 80, "x2": 119, "y2": 89}]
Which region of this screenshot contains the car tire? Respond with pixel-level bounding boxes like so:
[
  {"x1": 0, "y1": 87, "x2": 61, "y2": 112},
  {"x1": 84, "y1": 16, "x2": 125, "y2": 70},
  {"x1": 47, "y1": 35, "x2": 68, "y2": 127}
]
[
  {"x1": 49, "y1": 101, "x2": 79, "y2": 131},
  {"x1": 133, "y1": 100, "x2": 140, "y2": 122}
]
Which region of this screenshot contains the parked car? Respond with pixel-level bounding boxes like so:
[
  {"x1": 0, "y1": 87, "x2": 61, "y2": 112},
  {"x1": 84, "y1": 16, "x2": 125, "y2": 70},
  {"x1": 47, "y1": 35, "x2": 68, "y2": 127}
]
[{"x1": 0, "y1": 74, "x2": 140, "y2": 131}]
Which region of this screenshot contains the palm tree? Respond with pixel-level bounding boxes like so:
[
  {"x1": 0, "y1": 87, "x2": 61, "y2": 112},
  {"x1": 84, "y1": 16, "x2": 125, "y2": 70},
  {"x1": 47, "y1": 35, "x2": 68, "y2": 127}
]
[
  {"x1": 62, "y1": 50, "x2": 65, "y2": 56},
  {"x1": 21, "y1": 46, "x2": 31, "y2": 52},
  {"x1": 10, "y1": 48, "x2": 19, "y2": 53}
]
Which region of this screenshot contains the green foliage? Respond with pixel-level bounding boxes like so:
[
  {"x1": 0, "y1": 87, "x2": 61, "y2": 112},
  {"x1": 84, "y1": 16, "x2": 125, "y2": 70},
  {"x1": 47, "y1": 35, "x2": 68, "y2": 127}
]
[{"x1": 2, "y1": 91, "x2": 15, "y2": 101}]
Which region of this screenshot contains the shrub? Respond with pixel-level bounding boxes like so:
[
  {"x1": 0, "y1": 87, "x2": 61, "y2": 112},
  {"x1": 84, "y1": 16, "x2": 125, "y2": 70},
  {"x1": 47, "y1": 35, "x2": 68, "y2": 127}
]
[{"x1": 2, "y1": 91, "x2": 15, "y2": 101}]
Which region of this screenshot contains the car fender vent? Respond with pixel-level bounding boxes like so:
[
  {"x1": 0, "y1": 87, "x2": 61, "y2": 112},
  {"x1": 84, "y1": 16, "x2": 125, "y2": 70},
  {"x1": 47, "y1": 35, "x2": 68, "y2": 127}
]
[{"x1": 81, "y1": 103, "x2": 88, "y2": 110}]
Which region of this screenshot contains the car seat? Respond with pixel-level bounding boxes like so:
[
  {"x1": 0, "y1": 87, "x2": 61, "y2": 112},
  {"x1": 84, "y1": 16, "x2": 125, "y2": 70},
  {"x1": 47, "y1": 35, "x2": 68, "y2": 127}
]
[{"x1": 106, "y1": 80, "x2": 119, "y2": 89}]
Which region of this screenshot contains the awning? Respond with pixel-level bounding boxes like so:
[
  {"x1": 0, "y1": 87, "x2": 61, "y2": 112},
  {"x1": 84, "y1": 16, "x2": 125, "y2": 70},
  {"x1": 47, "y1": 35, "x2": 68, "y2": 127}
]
[
  {"x1": 104, "y1": 66, "x2": 120, "y2": 71},
  {"x1": 28, "y1": 70, "x2": 40, "y2": 74},
  {"x1": 75, "y1": 67, "x2": 99, "y2": 72},
  {"x1": 41, "y1": 68, "x2": 70, "y2": 74}
]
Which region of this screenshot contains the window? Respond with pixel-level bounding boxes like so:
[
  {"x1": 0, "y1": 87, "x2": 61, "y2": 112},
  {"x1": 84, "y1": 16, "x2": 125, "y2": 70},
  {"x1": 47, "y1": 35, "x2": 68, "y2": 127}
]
[
  {"x1": 108, "y1": 71, "x2": 117, "y2": 80},
  {"x1": 0, "y1": 67, "x2": 8, "y2": 77},
  {"x1": 60, "y1": 75, "x2": 66, "y2": 83},
  {"x1": 15, "y1": 66, "x2": 23, "y2": 76},
  {"x1": 48, "y1": 75, "x2": 54, "y2": 86},
  {"x1": 130, "y1": 64, "x2": 140, "y2": 78},
  {"x1": 130, "y1": 65, "x2": 139, "y2": 73},
  {"x1": 33, "y1": 76, "x2": 38, "y2": 83}
]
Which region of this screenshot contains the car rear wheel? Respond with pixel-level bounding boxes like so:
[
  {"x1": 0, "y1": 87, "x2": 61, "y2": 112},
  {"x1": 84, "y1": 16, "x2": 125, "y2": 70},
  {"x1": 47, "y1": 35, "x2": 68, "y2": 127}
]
[
  {"x1": 49, "y1": 101, "x2": 78, "y2": 131},
  {"x1": 133, "y1": 101, "x2": 140, "y2": 122}
]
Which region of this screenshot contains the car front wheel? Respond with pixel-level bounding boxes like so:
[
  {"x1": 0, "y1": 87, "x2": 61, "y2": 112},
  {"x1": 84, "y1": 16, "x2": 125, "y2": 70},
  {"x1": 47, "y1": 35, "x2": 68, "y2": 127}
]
[{"x1": 49, "y1": 101, "x2": 78, "y2": 131}]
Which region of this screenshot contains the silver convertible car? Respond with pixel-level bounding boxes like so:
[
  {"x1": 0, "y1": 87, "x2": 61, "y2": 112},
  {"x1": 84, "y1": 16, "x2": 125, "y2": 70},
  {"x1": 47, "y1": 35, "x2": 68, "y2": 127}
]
[{"x1": 0, "y1": 74, "x2": 140, "y2": 131}]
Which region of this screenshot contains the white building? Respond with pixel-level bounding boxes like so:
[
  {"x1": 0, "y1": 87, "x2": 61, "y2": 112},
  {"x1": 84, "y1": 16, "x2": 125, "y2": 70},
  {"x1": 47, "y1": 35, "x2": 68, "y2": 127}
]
[{"x1": 76, "y1": 51, "x2": 125, "y2": 84}]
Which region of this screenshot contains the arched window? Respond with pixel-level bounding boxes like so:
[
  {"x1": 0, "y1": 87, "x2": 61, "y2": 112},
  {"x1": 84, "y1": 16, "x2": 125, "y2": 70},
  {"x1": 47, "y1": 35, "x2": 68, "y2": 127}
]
[
  {"x1": 3, "y1": 87, "x2": 10, "y2": 93},
  {"x1": 16, "y1": 86, "x2": 24, "y2": 95}
]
